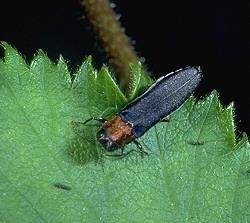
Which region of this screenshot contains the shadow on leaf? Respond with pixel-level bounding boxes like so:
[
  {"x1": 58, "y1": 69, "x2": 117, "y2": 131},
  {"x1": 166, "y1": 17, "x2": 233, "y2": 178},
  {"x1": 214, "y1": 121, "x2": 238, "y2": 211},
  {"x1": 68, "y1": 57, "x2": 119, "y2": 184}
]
[{"x1": 67, "y1": 122, "x2": 103, "y2": 165}]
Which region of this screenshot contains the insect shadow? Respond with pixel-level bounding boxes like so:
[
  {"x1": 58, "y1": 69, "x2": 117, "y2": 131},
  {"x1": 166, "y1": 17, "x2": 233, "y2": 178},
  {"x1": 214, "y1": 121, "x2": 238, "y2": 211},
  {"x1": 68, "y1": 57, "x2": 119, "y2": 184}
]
[{"x1": 66, "y1": 120, "x2": 104, "y2": 165}]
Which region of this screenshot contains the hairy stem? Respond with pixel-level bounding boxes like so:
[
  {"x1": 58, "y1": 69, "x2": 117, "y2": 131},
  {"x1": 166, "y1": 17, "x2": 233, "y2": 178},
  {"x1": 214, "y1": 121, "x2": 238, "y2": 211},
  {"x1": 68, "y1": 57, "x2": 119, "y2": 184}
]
[{"x1": 80, "y1": 0, "x2": 138, "y2": 93}]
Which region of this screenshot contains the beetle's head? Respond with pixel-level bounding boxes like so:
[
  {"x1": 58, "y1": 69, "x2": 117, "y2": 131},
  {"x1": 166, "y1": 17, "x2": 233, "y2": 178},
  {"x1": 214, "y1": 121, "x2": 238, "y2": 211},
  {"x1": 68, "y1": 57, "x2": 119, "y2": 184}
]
[{"x1": 97, "y1": 128, "x2": 118, "y2": 152}]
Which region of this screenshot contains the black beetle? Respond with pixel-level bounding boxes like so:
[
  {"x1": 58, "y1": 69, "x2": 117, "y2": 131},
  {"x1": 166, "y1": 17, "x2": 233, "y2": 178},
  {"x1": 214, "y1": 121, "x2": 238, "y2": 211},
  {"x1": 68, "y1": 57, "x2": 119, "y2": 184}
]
[{"x1": 85, "y1": 66, "x2": 202, "y2": 153}]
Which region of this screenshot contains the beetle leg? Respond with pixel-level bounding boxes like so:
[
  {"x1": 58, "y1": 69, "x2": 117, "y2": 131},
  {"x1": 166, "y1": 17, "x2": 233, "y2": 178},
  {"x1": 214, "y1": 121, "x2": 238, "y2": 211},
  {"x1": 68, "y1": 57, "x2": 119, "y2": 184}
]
[
  {"x1": 83, "y1": 117, "x2": 107, "y2": 125},
  {"x1": 72, "y1": 117, "x2": 107, "y2": 126},
  {"x1": 105, "y1": 147, "x2": 133, "y2": 158},
  {"x1": 132, "y1": 139, "x2": 149, "y2": 156}
]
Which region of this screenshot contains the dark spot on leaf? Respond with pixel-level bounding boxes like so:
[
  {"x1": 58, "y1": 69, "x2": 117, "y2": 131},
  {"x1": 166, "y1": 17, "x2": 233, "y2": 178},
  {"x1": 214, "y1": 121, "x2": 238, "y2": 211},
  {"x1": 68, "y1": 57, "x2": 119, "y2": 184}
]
[
  {"x1": 187, "y1": 141, "x2": 205, "y2": 146},
  {"x1": 54, "y1": 183, "x2": 72, "y2": 191},
  {"x1": 246, "y1": 169, "x2": 250, "y2": 176}
]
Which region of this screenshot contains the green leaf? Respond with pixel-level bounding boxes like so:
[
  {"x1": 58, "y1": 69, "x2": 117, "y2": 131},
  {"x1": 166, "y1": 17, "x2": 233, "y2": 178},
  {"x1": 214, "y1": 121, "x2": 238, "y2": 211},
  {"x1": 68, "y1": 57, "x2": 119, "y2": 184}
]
[
  {"x1": 127, "y1": 62, "x2": 153, "y2": 100},
  {"x1": 0, "y1": 43, "x2": 249, "y2": 223}
]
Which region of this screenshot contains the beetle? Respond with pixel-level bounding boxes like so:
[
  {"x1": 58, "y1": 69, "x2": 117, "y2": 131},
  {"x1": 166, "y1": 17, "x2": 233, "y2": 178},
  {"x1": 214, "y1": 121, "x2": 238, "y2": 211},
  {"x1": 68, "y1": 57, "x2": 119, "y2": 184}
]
[{"x1": 84, "y1": 66, "x2": 202, "y2": 154}]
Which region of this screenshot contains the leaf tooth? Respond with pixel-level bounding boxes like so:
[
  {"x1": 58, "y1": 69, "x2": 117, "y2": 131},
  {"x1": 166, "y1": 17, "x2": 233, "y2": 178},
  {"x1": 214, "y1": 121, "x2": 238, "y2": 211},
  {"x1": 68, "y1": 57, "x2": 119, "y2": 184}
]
[
  {"x1": 57, "y1": 55, "x2": 71, "y2": 86},
  {"x1": 72, "y1": 56, "x2": 96, "y2": 87},
  {"x1": 1, "y1": 42, "x2": 27, "y2": 68}
]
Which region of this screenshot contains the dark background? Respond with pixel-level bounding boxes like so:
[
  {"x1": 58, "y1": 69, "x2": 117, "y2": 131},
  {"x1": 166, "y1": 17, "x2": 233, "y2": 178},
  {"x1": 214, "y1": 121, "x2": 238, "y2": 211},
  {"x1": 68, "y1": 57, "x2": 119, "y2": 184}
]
[{"x1": 1, "y1": 0, "x2": 250, "y2": 136}]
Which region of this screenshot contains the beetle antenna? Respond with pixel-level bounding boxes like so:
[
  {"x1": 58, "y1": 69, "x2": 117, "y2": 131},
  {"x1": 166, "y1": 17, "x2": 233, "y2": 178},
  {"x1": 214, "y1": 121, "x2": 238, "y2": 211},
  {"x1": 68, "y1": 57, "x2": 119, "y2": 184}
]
[{"x1": 83, "y1": 117, "x2": 107, "y2": 125}]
